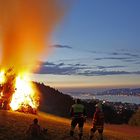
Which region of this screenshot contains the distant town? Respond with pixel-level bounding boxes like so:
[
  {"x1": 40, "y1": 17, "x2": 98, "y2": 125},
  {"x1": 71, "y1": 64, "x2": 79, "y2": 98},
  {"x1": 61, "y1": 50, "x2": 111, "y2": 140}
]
[
  {"x1": 85, "y1": 98, "x2": 140, "y2": 114},
  {"x1": 66, "y1": 88, "x2": 140, "y2": 115},
  {"x1": 96, "y1": 88, "x2": 140, "y2": 96}
]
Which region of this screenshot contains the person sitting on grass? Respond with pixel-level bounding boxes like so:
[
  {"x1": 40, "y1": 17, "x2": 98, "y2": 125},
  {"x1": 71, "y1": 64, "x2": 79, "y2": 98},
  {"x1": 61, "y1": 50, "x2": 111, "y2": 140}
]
[{"x1": 26, "y1": 118, "x2": 47, "y2": 140}]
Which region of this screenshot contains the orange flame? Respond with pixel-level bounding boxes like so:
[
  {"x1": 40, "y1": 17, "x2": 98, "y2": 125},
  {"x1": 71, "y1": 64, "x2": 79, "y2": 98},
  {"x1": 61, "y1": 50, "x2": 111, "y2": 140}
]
[
  {"x1": 0, "y1": 0, "x2": 68, "y2": 112},
  {"x1": 0, "y1": 70, "x2": 39, "y2": 112},
  {"x1": 10, "y1": 74, "x2": 39, "y2": 111},
  {"x1": 0, "y1": 70, "x2": 5, "y2": 84},
  {"x1": 0, "y1": 0, "x2": 65, "y2": 73}
]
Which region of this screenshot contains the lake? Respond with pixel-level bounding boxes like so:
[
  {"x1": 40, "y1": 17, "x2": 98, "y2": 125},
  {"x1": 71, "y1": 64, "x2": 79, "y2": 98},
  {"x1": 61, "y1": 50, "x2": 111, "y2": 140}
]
[{"x1": 66, "y1": 92, "x2": 140, "y2": 104}]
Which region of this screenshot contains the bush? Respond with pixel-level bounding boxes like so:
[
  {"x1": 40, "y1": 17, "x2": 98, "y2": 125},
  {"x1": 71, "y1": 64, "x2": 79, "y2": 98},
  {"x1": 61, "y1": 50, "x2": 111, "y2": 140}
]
[{"x1": 129, "y1": 108, "x2": 140, "y2": 126}]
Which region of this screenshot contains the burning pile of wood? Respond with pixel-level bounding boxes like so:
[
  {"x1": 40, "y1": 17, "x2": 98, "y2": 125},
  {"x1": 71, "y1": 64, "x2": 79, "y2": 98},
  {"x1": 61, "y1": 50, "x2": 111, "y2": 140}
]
[{"x1": 0, "y1": 68, "x2": 39, "y2": 114}]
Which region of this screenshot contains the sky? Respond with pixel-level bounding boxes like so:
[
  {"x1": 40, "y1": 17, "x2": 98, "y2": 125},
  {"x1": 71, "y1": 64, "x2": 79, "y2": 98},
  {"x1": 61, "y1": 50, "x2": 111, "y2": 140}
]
[{"x1": 32, "y1": 0, "x2": 140, "y2": 92}]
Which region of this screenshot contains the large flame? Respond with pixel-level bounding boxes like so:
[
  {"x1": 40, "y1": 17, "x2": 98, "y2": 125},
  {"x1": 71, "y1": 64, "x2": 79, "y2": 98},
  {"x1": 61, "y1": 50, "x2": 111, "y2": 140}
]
[
  {"x1": 0, "y1": 0, "x2": 68, "y2": 112},
  {"x1": 10, "y1": 74, "x2": 39, "y2": 111},
  {"x1": 0, "y1": 70, "x2": 5, "y2": 83},
  {"x1": 0, "y1": 69, "x2": 39, "y2": 112},
  {"x1": 0, "y1": 0, "x2": 65, "y2": 73}
]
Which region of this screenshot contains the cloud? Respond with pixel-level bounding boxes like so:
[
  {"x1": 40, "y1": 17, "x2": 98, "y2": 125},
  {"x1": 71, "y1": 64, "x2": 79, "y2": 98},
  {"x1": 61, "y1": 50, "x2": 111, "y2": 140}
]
[
  {"x1": 40, "y1": 61, "x2": 56, "y2": 66},
  {"x1": 57, "y1": 63, "x2": 65, "y2": 66},
  {"x1": 86, "y1": 50, "x2": 140, "y2": 64},
  {"x1": 111, "y1": 52, "x2": 119, "y2": 55},
  {"x1": 68, "y1": 63, "x2": 87, "y2": 67},
  {"x1": 78, "y1": 70, "x2": 131, "y2": 76},
  {"x1": 134, "y1": 71, "x2": 140, "y2": 74},
  {"x1": 35, "y1": 61, "x2": 140, "y2": 76},
  {"x1": 94, "y1": 56, "x2": 139, "y2": 64},
  {"x1": 78, "y1": 70, "x2": 140, "y2": 76},
  {"x1": 135, "y1": 62, "x2": 140, "y2": 64},
  {"x1": 35, "y1": 61, "x2": 81, "y2": 75},
  {"x1": 123, "y1": 53, "x2": 139, "y2": 58},
  {"x1": 123, "y1": 59, "x2": 137, "y2": 63},
  {"x1": 86, "y1": 50, "x2": 98, "y2": 54},
  {"x1": 97, "y1": 65, "x2": 125, "y2": 69},
  {"x1": 87, "y1": 49, "x2": 140, "y2": 58},
  {"x1": 52, "y1": 44, "x2": 72, "y2": 49},
  {"x1": 110, "y1": 52, "x2": 140, "y2": 58},
  {"x1": 94, "y1": 57, "x2": 131, "y2": 61},
  {"x1": 36, "y1": 64, "x2": 80, "y2": 75},
  {"x1": 37, "y1": 66, "x2": 76, "y2": 75}
]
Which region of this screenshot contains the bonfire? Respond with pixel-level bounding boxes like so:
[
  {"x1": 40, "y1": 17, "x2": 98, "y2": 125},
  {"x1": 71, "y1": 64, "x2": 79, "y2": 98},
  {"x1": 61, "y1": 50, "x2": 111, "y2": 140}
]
[
  {"x1": 0, "y1": 68, "x2": 39, "y2": 114},
  {"x1": 0, "y1": 1, "x2": 66, "y2": 113}
]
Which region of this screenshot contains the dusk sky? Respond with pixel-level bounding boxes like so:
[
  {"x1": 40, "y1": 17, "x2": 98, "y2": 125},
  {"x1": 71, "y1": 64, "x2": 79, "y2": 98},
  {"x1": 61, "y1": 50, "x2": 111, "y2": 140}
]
[{"x1": 32, "y1": 0, "x2": 140, "y2": 91}]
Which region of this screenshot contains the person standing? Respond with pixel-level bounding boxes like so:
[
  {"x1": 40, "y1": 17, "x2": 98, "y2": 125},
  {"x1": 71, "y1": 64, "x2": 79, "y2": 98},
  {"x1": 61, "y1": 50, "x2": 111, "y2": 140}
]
[
  {"x1": 89, "y1": 103, "x2": 104, "y2": 140},
  {"x1": 70, "y1": 99, "x2": 86, "y2": 140}
]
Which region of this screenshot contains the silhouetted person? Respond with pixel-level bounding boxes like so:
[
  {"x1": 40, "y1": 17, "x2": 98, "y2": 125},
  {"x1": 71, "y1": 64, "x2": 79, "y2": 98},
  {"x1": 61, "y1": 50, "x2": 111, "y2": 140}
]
[
  {"x1": 27, "y1": 118, "x2": 42, "y2": 140},
  {"x1": 70, "y1": 99, "x2": 86, "y2": 140},
  {"x1": 89, "y1": 103, "x2": 104, "y2": 140}
]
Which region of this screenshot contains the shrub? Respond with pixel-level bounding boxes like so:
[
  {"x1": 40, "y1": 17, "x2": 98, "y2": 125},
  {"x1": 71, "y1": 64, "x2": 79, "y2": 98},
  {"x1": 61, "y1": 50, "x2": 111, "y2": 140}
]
[{"x1": 129, "y1": 108, "x2": 140, "y2": 126}]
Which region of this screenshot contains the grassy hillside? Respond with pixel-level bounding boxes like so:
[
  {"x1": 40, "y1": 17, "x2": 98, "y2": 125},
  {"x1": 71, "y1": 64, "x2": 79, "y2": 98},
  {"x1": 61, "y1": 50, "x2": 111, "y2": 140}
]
[{"x1": 0, "y1": 110, "x2": 140, "y2": 140}]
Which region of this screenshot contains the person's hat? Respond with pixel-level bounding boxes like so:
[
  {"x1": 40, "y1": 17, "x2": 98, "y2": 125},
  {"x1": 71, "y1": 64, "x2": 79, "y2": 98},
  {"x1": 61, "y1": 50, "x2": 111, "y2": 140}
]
[{"x1": 95, "y1": 102, "x2": 102, "y2": 111}]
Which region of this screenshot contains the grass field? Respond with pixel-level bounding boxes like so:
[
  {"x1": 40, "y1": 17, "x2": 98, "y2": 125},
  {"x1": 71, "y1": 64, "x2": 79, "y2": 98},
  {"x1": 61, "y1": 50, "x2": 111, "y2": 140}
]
[{"x1": 0, "y1": 110, "x2": 139, "y2": 140}]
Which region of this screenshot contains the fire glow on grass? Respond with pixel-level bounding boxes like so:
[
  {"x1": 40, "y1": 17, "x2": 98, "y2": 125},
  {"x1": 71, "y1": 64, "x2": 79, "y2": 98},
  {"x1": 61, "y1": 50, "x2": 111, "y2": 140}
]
[{"x1": 0, "y1": 69, "x2": 39, "y2": 113}]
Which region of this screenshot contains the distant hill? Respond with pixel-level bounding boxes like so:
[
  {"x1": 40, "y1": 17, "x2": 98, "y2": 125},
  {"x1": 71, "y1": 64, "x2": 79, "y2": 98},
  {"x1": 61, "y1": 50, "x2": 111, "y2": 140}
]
[
  {"x1": 35, "y1": 82, "x2": 74, "y2": 117},
  {"x1": 99, "y1": 88, "x2": 140, "y2": 96},
  {"x1": 66, "y1": 88, "x2": 140, "y2": 97}
]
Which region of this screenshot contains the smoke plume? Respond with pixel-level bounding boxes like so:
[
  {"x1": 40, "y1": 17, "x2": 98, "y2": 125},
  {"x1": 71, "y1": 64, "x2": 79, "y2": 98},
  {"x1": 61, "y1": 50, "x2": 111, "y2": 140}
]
[{"x1": 0, "y1": 0, "x2": 66, "y2": 73}]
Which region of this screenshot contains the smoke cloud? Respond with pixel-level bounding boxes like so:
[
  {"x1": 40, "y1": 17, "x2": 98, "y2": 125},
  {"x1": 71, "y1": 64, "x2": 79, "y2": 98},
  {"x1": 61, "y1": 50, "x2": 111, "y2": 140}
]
[{"x1": 0, "y1": 0, "x2": 67, "y2": 73}]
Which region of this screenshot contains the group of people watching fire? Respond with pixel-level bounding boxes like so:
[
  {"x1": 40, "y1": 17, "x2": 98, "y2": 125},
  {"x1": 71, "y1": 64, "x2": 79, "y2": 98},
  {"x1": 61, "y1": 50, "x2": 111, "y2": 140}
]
[
  {"x1": 69, "y1": 99, "x2": 104, "y2": 140},
  {"x1": 27, "y1": 99, "x2": 104, "y2": 140}
]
